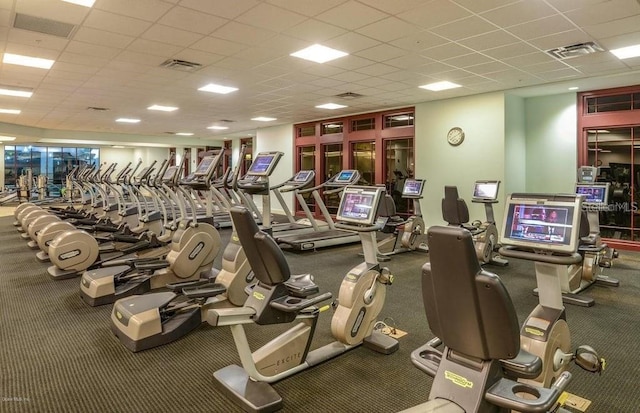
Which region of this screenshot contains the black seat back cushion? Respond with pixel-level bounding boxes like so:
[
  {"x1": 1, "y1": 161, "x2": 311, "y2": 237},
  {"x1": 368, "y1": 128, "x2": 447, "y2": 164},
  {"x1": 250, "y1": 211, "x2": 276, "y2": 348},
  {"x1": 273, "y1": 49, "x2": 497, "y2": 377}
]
[
  {"x1": 230, "y1": 206, "x2": 289, "y2": 286},
  {"x1": 442, "y1": 186, "x2": 469, "y2": 225},
  {"x1": 423, "y1": 226, "x2": 520, "y2": 360}
]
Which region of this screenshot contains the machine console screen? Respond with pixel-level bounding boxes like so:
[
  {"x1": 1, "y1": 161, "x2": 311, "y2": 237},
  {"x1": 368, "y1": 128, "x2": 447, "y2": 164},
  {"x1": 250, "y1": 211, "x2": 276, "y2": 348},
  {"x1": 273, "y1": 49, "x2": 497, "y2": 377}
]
[
  {"x1": 575, "y1": 183, "x2": 609, "y2": 206},
  {"x1": 472, "y1": 181, "x2": 500, "y2": 201},
  {"x1": 334, "y1": 170, "x2": 357, "y2": 184},
  {"x1": 336, "y1": 186, "x2": 384, "y2": 226},
  {"x1": 294, "y1": 170, "x2": 313, "y2": 182},
  {"x1": 194, "y1": 157, "x2": 214, "y2": 176},
  {"x1": 402, "y1": 179, "x2": 424, "y2": 197},
  {"x1": 248, "y1": 155, "x2": 275, "y2": 175}
]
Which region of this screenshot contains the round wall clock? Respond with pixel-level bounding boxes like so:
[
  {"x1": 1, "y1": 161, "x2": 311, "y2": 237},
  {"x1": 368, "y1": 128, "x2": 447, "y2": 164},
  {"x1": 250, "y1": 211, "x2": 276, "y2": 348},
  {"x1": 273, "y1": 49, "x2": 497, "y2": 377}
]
[{"x1": 447, "y1": 127, "x2": 465, "y2": 146}]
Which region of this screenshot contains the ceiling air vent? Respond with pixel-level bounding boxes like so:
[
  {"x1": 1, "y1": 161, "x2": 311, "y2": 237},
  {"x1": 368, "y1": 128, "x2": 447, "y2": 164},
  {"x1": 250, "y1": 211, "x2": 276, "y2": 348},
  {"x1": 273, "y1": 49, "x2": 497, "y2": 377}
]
[
  {"x1": 336, "y1": 92, "x2": 363, "y2": 99},
  {"x1": 13, "y1": 13, "x2": 76, "y2": 38},
  {"x1": 159, "y1": 59, "x2": 203, "y2": 72},
  {"x1": 546, "y1": 42, "x2": 603, "y2": 60},
  {"x1": 219, "y1": 119, "x2": 235, "y2": 123},
  {"x1": 87, "y1": 106, "x2": 110, "y2": 111}
]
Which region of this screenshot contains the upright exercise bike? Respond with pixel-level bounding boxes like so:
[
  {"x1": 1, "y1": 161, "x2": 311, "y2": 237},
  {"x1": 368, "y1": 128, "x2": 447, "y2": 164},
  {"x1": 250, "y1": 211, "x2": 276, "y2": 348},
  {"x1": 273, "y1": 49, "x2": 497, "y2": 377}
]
[{"x1": 208, "y1": 185, "x2": 398, "y2": 412}]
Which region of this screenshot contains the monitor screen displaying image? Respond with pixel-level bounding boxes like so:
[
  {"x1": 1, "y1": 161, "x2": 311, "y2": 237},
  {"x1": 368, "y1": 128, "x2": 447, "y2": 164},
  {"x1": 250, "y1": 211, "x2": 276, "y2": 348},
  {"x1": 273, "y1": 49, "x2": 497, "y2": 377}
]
[
  {"x1": 402, "y1": 179, "x2": 425, "y2": 197},
  {"x1": 294, "y1": 170, "x2": 313, "y2": 182},
  {"x1": 334, "y1": 170, "x2": 357, "y2": 184},
  {"x1": 472, "y1": 180, "x2": 500, "y2": 201},
  {"x1": 501, "y1": 194, "x2": 582, "y2": 253},
  {"x1": 194, "y1": 156, "x2": 214, "y2": 175},
  {"x1": 575, "y1": 183, "x2": 609, "y2": 206},
  {"x1": 248, "y1": 154, "x2": 275, "y2": 175},
  {"x1": 336, "y1": 186, "x2": 384, "y2": 226}
]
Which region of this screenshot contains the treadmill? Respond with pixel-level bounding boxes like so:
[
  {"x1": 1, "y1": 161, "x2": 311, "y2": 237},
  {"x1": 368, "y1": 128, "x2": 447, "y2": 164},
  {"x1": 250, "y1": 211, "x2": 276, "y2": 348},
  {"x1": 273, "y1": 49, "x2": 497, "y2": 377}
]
[
  {"x1": 270, "y1": 170, "x2": 328, "y2": 237},
  {"x1": 275, "y1": 170, "x2": 362, "y2": 250}
]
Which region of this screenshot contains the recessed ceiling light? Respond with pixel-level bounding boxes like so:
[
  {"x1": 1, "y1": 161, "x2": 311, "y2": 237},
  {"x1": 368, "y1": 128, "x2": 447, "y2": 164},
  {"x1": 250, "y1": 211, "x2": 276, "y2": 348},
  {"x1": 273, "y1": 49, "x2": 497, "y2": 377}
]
[
  {"x1": 207, "y1": 125, "x2": 229, "y2": 130},
  {"x1": 148, "y1": 105, "x2": 178, "y2": 112},
  {"x1": 290, "y1": 44, "x2": 348, "y2": 64},
  {"x1": 251, "y1": 117, "x2": 277, "y2": 122},
  {"x1": 0, "y1": 135, "x2": 16, "y2": 141},
  {"x1": 0, "y1": 86, "x2": 33, "y2": 98},
  {"x1": 315, "y1": 103, "x2": 347, "y2": 110},
  {"x1": 62, "y1": 0, "x2": 96, "y2": 6},
  {"x1": 111, "y1": 145, "x2": 125, "y2": 149},
  {"x1": 0, "y1": 108, "x2": 21, "y2": 114},
  {"x1": 419, "y1": 81, "x2": 462, "y2": 91},
  {"x1": 198, "y1": 83, "x2": 238, "y2": 94},
  {"x1": 176, "y1": 132, "x2": 194, "y2": 136},
  {"x1": 116, "y1": 118, "x2": 140, "y2": 123},
  {"x1": 610, "y1": 44, "x2": 640, "y2": 59},
  {"x1": 568, "y1": 87, "x2": 579, "y2": 90},
  {"x1": 3, "y1": 53, "x2": 54, "y2": 69}
]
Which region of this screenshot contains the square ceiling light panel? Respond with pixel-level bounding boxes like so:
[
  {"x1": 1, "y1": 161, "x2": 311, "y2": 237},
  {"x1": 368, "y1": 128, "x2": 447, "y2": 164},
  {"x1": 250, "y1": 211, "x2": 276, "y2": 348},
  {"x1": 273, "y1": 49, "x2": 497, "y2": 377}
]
[
  {"x1": 291, "y1": 44, "x2": 348, "y2": 63},
  {"x1": 419, "y1": 81, "x2": 461, "y2": 91},
  {"x1": 3, "y1": 53, "x2": 54, "y2": 69}
]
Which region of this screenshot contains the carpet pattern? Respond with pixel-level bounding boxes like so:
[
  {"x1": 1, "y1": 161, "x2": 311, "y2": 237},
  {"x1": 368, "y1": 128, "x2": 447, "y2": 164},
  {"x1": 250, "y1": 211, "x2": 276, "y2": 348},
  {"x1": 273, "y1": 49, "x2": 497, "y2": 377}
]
[{"x1": 1, "y1": 216, "x2": 639, "y2": 412}]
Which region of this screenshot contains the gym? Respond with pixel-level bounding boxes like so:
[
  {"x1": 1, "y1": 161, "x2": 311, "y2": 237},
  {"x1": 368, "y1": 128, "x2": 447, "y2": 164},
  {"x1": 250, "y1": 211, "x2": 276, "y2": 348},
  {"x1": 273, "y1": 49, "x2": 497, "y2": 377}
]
[{"x1": 1, "y1": 1, "x2": 640, "y2": 412}]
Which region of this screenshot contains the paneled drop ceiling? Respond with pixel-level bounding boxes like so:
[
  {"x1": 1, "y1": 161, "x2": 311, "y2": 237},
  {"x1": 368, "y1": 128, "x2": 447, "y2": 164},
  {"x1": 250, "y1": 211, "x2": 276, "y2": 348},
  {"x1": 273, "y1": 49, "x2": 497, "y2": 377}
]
[{"x1": 1, "y1": 0, "x2": 640, "y2": 144}]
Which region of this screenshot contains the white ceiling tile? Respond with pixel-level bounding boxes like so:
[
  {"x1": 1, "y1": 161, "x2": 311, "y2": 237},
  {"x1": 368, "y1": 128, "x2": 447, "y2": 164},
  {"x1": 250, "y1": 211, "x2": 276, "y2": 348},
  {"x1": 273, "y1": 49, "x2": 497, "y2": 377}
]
[
  {"x1": 211, "y1": 21, "x2": 278, "y2": 47},
  {"x1": 384, "y1": 54, "x2": 435, "y2": 70},
  {"x1": 72, "y1": 27, "x2": 134, "y2": 49},
  {"x1": 356, "y1": 17, "x2": 421, "y2": 43},
  {"x1": 57, "y1": 51, "x2": 110, "y2": 67},
  {"x1": 506, "y1": 15, "x2": 577, "y2": 41},
  {"x1": 355, "y1": 44, "x2": 407, "y2": 62},
  {"x1": 265, "y1": 0, "x2": 348, "y2": 17},
  {"x1": 113, "y1": 50, "x2": 167, "y2": 66},
  {"x1": 159, "y1": 6, "x2": 228, "y2": 35},
  {"x1": 465, "y1": 60, "x2": 514, "y2": 75},
  {"x1": 564, "y1": 0, "x2": 640, "y2": 26},
  {"x1": 65, "y1": 40, "x2": 121, "y2": 60},
  {"x1": 457, "y1": 30, "x2": 520, "y2": 51},
  {"x1": 389, "y1": 31, "x2": 449, "y2": 52},
  {"x1": 315, "y1": 1, "x2": 387, "y2": 30},
  {"x1": 282, "y1": 19, "x2": 347, "y2": 42},
  {"x1": 94, "y1": 0, "x2": 174, "y2": 22},
  {"x1": 482, "y1": 41, "x2": 541, "y2": 59},
  {"x1": 190, "y1": 36, "x2": 248, "y2": 56},
  {"x1": 480, "y1": 0, "x2": 558, "y2": 27},
  {"x1": 355, "y1": 63, "x2": 399, "y2": 76},
  {"x1": 574, "y1": 59, "x2": 629, "y2": 75},
  {"x1": 324, "y1": 31, "x2": 381, "y2": 54},
  {"x1": 451, "y1": 0, "x2": 521, "y2": 13},
  {"x1": 444, "y1": 53, "x2": 496, "y2": 68},
  {"x1": 429, "y1": 16, "x2": 498, "y2": 41},
  {"x1": 0, "y1": 8, "x2": 9, "y2": 28},
  {"x1": 236, "y1": 3, "x2": 307, "y2": 32},
  {"x1": 599, "y1": 31, "x2": 640, "y2": 51},
  {"x1": 84, "y1": 10, "x2": 152, "y2": 37},
  {"x1": 142, "y1": 24, "x2": 204, "y2": 47},
  {"x1": 502, "y1": 51, "x2": 556, "y2": 67},
  {"x1": 326, "y1": 55, "x2": 376, "y2": 70},
  {"x1": 126, "y1": 38, "x2": 183, "y2": 58},
  {"x1": 357, "y1": 0, "x2": 433, "y2": 14},
  {"x1": 535, "y1": 67, "x2": 581, "y2": 80},
  {"x1": 178, "y1": 0, "x2": 260, "y2": 20},
  {"x1": 420, "y1": 42, "x2": 473, "y2": 60},
  {"x1": 3, "y1": 41, "x2": 61, "y2": 60},
  {"x1": 7, "y1": 28, "x2": 69, "y2": 51},
  {"x1": 398, "y1": 0, "x2": 471, "y2": 29},
  {"x1": 583, "y1": 15, "x2": 640, "y2": 40}
]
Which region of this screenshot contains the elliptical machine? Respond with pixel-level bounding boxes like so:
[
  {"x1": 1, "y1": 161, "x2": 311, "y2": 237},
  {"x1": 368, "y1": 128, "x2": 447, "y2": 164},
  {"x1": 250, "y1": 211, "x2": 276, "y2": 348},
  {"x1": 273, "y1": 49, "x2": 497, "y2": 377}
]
[
  {"x1": 108, "y1": 150, "x2": 283, "y2": 351},
  {"x1": 79, "y1": 155, "x2": 223, "y2": 306},
  {"x1": 208, "y1": 185, "x2": 398, "y2": 412}
]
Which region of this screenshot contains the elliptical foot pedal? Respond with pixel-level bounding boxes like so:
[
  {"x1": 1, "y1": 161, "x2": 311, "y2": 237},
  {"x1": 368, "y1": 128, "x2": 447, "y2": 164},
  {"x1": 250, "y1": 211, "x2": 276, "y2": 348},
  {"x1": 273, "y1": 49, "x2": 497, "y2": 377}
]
[
  {"x1": 574, "y1": 345, "x2": 605, "y2": 374},
  {"x1": 213, "y1": 365, "x2": 282, "y2": 413},
  {"x1": 363, "y1": 330, "x2": 399, "y2": 355}
]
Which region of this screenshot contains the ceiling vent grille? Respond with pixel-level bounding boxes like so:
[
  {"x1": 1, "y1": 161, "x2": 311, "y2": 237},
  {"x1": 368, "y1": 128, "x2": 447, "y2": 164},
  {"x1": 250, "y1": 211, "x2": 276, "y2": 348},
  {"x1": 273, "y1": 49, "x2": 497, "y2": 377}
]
[
  {"x1": 336, "y1": 92, "x2": 363, "y2": 99},
  {"x1": 13, "y1": 13, "x2": 76, "y2": 38},
  {"x1": 87, "y1": 106, "x2": 110, "y2": 111},
  {"x1": 219, "y1": 119, "x2": 235, "y2": 123},
  {"x1": 546, "y1": 42, "x2": 603, "y2": 60},
  {"x1": 159, "y1": 59, "x2": 203, "y2": 72}
]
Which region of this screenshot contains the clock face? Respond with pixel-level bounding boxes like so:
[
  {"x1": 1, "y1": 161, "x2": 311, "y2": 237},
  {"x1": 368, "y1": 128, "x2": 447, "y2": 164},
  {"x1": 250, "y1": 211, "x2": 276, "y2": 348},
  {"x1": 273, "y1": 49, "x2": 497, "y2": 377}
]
[{"x1": 447, "y1": 127, "x2": 465, "y2": 146}]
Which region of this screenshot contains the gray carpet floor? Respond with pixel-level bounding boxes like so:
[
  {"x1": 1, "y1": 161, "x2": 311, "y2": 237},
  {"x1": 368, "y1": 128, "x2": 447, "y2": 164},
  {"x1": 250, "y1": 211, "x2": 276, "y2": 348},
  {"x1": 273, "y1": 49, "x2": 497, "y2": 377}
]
[{"x1": 1, "y1": 216, "x2": 639, "y2": 412}]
